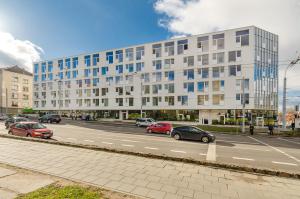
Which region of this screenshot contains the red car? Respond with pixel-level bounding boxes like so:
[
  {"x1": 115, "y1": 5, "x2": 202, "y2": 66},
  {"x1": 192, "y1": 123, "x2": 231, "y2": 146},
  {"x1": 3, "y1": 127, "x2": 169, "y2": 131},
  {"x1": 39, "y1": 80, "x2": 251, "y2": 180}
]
[
  {"x1": 146, "y1": 122, "x2": 172, "y2": 134},
  {"x1": 8, "y1": 122, "x2": 53, "y2": 139}
]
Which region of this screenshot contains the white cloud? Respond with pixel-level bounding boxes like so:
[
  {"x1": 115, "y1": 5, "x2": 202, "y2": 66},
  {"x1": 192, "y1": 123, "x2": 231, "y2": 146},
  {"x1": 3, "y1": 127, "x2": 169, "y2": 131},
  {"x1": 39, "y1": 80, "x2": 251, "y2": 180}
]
[
  {"x1": 0, "y1": 31, "x2": 43, "y2": 72},
  {"x1": 154, "y1": 0, "x2": 300, "y2": 108}
]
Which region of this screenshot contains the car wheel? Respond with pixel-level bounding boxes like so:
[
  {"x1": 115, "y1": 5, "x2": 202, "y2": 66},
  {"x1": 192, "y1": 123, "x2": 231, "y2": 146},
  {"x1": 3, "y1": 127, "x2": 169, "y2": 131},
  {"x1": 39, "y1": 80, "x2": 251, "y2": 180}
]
[
  {"x1": 8, "y1": 130, "x2": 12, "y2": 135},
  {"x1": 166, "y1": 130, "x2": 170, "y2": 135},
  {"x1": 201, "y1": 136, "x2": 209, "y2": 143},
  {"x1": 26, "y1": 134, "x2": 31, "y2": 137},
  {"x1": 147, "y1": 129, "x2": 152, "y2": 133},
  {"x1": 56, "y1": 121, "x2": 59, "y2": 124},
  {"x1": 174, "y1": 133, "x2": 181, "y2": 140}
]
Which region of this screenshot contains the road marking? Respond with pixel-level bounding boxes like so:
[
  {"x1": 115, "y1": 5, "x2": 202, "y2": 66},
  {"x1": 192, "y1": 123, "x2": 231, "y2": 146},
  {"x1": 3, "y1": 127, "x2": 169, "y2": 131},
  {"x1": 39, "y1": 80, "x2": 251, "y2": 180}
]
[
  {"x1": 248, "y1": 136, "x2": 300, "y2": 163},
  {"x1": 121, "y1": 144, "x2": 134, "y2": 147},
  {"x1": 278, "y1": 138, "x2": 300, "y2": 145},
  {"x1": 272, "y1": 161, "x2": 298, "y2": 166},
  {"x1": 102, "y1": 142, "x2": 113, "y2": 145},
  {"x1": 121, "y1": 139, "x2": 140, "y2": 143},
  {"x1": 170, "y1": 150, "x2": 186, "y2": 154},
  {"x1": 199, "y1": 153, "x2": 207, "y2": 156},
  {"x1": 84, "y1": 140, "x2": 94, "y2": 143},
  {"x1": 232, "y1": 157, "x2": 254, "y2": 161},
  {"x1": 144, "y1": 147, "x2": 158, "y2": 150},
  {"x1": 67, "y1": 138, "x2": 76, "y2": 140},
  {"x1": 206, "y1": 141, "x2": 216, "y2": 162},
  {"x1": 217, "y1": 139, "x2": 259, "y2": 145}
]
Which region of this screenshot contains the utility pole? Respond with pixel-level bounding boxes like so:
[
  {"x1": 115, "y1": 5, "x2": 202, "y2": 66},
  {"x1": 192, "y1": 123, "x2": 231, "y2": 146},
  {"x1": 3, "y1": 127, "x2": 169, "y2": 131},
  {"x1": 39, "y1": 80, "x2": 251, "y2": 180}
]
[
  {"x1": 282, "y1": 55, "x2": 300, "y2": 128},
  {"x1": 242, "y1": 77, "x2": 246, "y2": 133}
]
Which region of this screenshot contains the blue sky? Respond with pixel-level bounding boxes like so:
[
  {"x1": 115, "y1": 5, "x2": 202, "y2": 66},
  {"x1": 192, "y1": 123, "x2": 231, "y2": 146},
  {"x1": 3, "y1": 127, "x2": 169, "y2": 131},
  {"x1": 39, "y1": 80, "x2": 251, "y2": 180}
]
[{"x1": 0, "y1": 0, "x2": 169, "y2": 59}]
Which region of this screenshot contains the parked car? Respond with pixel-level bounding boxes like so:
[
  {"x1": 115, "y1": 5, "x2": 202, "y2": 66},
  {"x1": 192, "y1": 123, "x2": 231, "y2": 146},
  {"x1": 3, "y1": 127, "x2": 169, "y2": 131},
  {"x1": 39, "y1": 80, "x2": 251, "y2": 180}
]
[
  {"x1": 39, "y1": 114, "x2": 61, "y2": 123},
  {"x1": 0, "y1": 114, "x2": 9, "y2": 121},
  {"x1": 8, "y1": 122, "x2": 53, "y2": 139},
  {"x1": 171, "y1": 126, "x2": 215, "y2": 143},
  {"x1": 135, "y1": 118, "x2": 156, "y2": 127},
  {"x1": 5, "y1": 117, "x2": 29, "y2": 129},
  {"x1": 146, "y1": 122, "x2": 172, "y2": 134}
]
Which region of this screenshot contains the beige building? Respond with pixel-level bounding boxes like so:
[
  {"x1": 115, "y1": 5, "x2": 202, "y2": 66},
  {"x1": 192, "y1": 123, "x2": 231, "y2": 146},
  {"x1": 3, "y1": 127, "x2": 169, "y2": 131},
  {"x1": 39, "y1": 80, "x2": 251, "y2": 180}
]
[{"x1": 0, "y1": 66, "x2": 33, "y2": 114}]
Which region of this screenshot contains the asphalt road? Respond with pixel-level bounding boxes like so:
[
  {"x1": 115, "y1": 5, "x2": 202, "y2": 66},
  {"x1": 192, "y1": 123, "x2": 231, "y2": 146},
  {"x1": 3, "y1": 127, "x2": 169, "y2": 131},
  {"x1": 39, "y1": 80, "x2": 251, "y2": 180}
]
[{"x1": 1, "y1": 119, "x2": 300, "y2": 174}]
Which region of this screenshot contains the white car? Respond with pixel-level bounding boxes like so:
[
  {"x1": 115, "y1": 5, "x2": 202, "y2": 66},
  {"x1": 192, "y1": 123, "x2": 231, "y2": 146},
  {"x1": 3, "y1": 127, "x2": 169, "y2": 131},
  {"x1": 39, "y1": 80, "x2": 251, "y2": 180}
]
[{"x1": 136, "y1": 118, "x2": 156, "y2": 127}]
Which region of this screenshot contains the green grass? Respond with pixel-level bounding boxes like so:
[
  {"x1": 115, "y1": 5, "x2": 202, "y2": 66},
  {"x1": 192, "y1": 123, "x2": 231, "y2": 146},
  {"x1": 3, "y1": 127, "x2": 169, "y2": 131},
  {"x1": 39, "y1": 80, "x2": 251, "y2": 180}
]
[{"x1": 16, "y1": 184, "x2": 103, "y2": 199}]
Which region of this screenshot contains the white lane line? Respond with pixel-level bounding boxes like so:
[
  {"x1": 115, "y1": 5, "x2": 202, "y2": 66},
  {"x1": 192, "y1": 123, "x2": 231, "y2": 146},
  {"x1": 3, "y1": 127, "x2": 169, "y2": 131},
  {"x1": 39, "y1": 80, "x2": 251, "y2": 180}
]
[
  {"x1": 206, "y1": 141, "x2": 216, "y2": 162},
  {"x1": 67, "y1": 138, "x2": 76, "y2": 140},
  {"x1": 170, "y1": 150, "x2": 186, "y2": 154},
  {"x1": 232, "y1": 157, "x2": 255, "y2": 161},
  {"x1": 272, "y1": 161, "x2": 298, "y2": 166},
  {"x1": 144, "y1": 147, "x2": 159, "y2": 150},
  {"x1": 121, "y1": 139, "x2": 140, "y2": 143},
  {"x1": 278, "y1": 138, "x2": 300, "y2": 145},
  {"x1": 199, "y1": 153, "x2": 207, "y2": 156},
  {"x1": 84, "y1": 140, "x2": 94, "y2": 143},
  {"x1": 248, "y1": 136, "x2": 300, "y2": 163},
  {"x1": 102, "y1": 142, "x2": 113, "y2": 145},
  {"x1": 121, "y1": 144, "x2": 134, "y2": 147}
]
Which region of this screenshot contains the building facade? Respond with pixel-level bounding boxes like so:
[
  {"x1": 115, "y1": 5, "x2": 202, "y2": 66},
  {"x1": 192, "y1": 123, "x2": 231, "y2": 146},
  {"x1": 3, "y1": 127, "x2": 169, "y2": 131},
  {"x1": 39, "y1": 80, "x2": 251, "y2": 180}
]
[
  {"x1": 0, "y1": 66, "x2": 33, "y2": 114},
  {"x1": 33, "y1": 26, "x2": 278, "y2": 124}
]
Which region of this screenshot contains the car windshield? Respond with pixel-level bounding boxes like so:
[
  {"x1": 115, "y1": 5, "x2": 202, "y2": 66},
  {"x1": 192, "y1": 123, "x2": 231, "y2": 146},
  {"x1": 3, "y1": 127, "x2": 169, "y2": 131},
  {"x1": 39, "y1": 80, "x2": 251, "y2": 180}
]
[{"x1": 29, "y1": 123, "x2": 46, "y2": 129}]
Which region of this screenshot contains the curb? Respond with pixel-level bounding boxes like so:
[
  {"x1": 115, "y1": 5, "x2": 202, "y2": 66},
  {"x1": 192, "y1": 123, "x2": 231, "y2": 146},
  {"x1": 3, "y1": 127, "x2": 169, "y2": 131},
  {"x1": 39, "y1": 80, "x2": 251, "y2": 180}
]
[{"x1": 0, "y1": 134, "x2": 299, "y2": 180}]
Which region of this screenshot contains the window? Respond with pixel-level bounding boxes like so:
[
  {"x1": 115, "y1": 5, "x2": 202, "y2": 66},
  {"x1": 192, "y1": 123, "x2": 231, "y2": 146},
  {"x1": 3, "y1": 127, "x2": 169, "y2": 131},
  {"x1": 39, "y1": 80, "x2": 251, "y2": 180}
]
[
  {"x1": 177, "y1": 39, "x2": 188, "y2": 54},
  {"x1": 142, "y1": 97, "x2": 150, "y2": 105},
  {"x1": 101, "y1": 67, "x2": 109, "y2": 75},
  {"x1": 152, "y1": 44, "x2": 162, "y2": 58},
  {"x1": 93, "y1": 99, "x2": 100, "y2": 106},
  {"x1": 72, "y1": 57, "x2": 78, "y2": 68},
  {"x1": 153, "y1": 72, "x2": 162, "y2": 82},
  {"x1": 93, "y1": 54, "x2": 100, "y2": 66},
  {"x1": 177, "y1": 96, "x2": 188, "y2": 105},
  {"x1": 116, "y1": 98, "x2": 123, "y2": 106},
  {"x1": 125, "y1": 86, "x2": 133, "y2": 95},
  {"x1": 125, "y1": 48, "x2": 134, "y2": 61},
  {"x1": 197, "y1": 95, "x2": 209, "y2": 105},
  {"x1": 41, "y1": 62, "x2": 46, "y2": 73},
  {"x1": 212, "y1": 67, "x2": 224, "y2": 78},
  {"x1": 66, "y1": 71, "x2": 71, "y2": 79},
  {"x1": 93, "y1": 88, "x2": 100, "y2": 96},
  {"x1": 93, "y1": 68, "x2": 99, "y2": 76},
  {"x1": 212, "y1": 33, "x2": 224, "y2": 49},
  {"x1": 115, "y1": 76, "x2": 123, "y2": 85},
  {"x1": 165, "y1": 96, "x2": 175, "y2": 106},
  {"x1": 84, "y1": 55, "x2": 91, "y2": 67},
  {"x1": 126, "y1": 64, "x2": 134, "y2": 73},
  {"x1": 165, "y1": 71, "x2": 174, "y2": 81},
  {"x1": 197, "y1": 81, "x2": 209, "y2": 92},
  {"x1": 106, "y1": 52, "x2": 113, "y2": 64},
  {"x1": 236, "y1": 29, "x2": 249, "y2": 46},
  {"x1": 152, "y1": 60, "x2": 162, "y2": 70},
  {"x1": 48, "y1": 61, "x2": 53, "y2": 72},
  {"x1": 164, "y1": 42, "x2": 174, "y2": 56},
  {"x1": 197, "y1": 54, "x2": 209, "y2": 65},
  {"x1": 65, "y1": 58, "x2": 71, "y2": 69},
  {"x1": 229, "y1": 65, "x2": 241, "y2": 76},
  {"x1": 101, "y1": 88, "x2": 109, "y2": 96},
  {"x1": 236, "y1": 93, "x2": 250, "y2": 104},
  {"x1": 236, "y1": 79, "x2": 249, "y2": 91},
  {"x1": 213, "y1": 52, "x2": 225, "y2": 64},
  {"x1": 212, "y1": 80, "x2": 225, "y2": 92},
  {"x1": 141, "y1": 73, "x2": 150, "y2": 83},
  {"x1": 93, "y1": 78, "x2": 99, "y2": 86},
  {"x1": 34, "y1": 64, "x2": 39, "y2": 74},
  {"x1": 72, "y1": 70, "x2": 78, "y2": 78},
  {"x1": 136, "y1": 62, "x2": 144, "y2": 72},
  {"x1": 165, "y1": 83, "x2": 175, "y2": 93},
  {"x1": 128, "y1": 97, "x2": 134, "y2": 106},
  {"x1": 212, "y1": 94, "x2": 224, "y2": 105},
  {"x1": 143, "y1": 85, "x2": 150, "y2": 94},
  {"x1": 197, "y1": 36, "x2": 209, "y2": 52},
  {"x1": 152, "y1": 97, "x2": 161, "y2": 106},
  {"x1": 76, "y1": 80, "x2": 82, "y2": 88},
  {"x1": 84, "y1": 69, "x2": 91, "y2": 77},
  {"x1": 228, "y1": 50, "x2": 242, "y2": 62},
  {"x1": 116, "y1": 65, "x2": 123, "y2": 74},
  {"x1": 126, "y1": 75, "x2": 133, "y2": 84},
  {"x1": 184, "y1": 82, "x2": 194, "y2": 92},
  {"x1": 84, "y1": 79, "x2": 91, "y2": 87},
  {"x1": 65, "y1": 81, "x2": 71, "y2": 89},
  {"x1": 136, "y1": 46, "x2": 144, "y2": 60},
  {"x1": 164, "y1": 58, "x2": 174, "y2": 68},
  {"x1": 183, "y1": 56, "x2": 194, "y2": 67},
  {"x1": 198, "y1": 68, "x2": 209, "y2": 79},
  {"x1": 48, "y1": 73, "x2": 53, "y2": 80},
  {"x1": 58, "y1": 60, "x2": 63, "y2": 70},
  {"x1": 184, "y1": 69, "x2": 194, "y2": 80},
  {"x1": 152, "y1": 84, "x2": 162, "y2": 94},
  {"x1": 106, "y1": 77, "x2": 114, "y2": 86},
  {"x1": 116, "y1": 87, "x2": 123, "y2": 95},
  {"x1": 115, "y1": 50, "x2": 123, "y2": 63},
  {"x1": 23, "y1": 86, "x2": 29, "y2": 92},
  {"x1": 102, "y1": 98, "x2": 109, "y2": 106}
]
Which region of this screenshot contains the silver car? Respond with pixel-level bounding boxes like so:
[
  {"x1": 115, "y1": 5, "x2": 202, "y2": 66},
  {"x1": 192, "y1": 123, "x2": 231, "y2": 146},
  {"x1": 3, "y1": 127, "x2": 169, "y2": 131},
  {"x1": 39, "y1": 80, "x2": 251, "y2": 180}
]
[{"x1": 136, "y1": 118, "x2": 156, "y2": 127}]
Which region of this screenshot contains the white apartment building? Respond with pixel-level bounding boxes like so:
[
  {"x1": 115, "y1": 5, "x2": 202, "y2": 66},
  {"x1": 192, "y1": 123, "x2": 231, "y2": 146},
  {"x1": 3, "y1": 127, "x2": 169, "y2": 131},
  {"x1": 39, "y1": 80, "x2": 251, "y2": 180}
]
[{"x1": 33, "y1": 26, "x2": 278, "y2": 124}]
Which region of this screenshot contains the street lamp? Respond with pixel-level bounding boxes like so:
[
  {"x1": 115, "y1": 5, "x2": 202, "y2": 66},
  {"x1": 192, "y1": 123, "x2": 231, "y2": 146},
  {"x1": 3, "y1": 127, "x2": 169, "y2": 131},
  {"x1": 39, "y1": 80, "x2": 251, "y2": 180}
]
[{"x1": 282, "y1": 55, "x2": 300, "y2": 129}]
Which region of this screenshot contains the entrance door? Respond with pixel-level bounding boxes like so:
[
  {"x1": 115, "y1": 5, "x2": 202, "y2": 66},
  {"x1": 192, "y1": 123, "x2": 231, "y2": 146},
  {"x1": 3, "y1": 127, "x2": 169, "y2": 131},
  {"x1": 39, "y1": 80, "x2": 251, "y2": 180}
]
[{"x1": 122, "y1": 112, "x2": 127, "y2": 120}]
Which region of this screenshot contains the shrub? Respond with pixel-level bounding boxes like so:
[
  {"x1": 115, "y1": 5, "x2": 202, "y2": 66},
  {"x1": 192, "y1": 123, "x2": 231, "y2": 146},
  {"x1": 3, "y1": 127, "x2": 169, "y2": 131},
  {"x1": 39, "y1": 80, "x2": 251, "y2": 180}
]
[
  {"x1": 128, "y1": 113, "x2": 140, "y2": 120},
  {"x1": 212, "y1": 119, "x2": 219, "y2": 125}
]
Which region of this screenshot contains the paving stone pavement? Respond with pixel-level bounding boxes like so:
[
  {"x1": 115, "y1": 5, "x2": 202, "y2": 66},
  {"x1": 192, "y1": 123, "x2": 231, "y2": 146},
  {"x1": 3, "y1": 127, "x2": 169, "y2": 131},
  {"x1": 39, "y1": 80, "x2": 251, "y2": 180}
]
[{"x1": 0, "y1": 137, "x2": 299, "y2": 199}]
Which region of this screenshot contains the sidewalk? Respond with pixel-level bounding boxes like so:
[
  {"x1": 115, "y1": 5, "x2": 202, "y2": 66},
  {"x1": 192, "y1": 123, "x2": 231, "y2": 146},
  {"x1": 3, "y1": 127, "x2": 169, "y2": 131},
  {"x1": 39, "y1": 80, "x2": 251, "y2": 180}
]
[{"x1": 0, "y1": 137, "x2": 299, "y2": 199}]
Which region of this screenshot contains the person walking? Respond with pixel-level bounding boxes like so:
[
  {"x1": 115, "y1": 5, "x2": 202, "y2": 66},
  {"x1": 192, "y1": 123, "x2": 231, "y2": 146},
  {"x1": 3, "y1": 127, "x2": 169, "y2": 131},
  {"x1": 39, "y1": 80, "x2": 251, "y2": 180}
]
[
  {"x1": 291, "y1": 121, "x2": 295, "y2": 131},
  {"x1": 268, "y1": 124, "x2": 274, "y2": 135},
  {"x1": 249, "y1": 124, "x2": 254, "y2": 135}
]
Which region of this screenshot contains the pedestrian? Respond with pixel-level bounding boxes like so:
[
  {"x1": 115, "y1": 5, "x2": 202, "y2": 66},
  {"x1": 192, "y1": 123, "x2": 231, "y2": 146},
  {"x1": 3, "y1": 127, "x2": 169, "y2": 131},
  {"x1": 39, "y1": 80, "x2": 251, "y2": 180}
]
[
  {"x1": 249, "y1": 124, "x2": 254, "y2": 135},
  {"x1": 268, "y1": 124, "x2": 274, "y2": 135},
  {"x1": 291, "y1": 122, "x2": 295, "y2": 131}
]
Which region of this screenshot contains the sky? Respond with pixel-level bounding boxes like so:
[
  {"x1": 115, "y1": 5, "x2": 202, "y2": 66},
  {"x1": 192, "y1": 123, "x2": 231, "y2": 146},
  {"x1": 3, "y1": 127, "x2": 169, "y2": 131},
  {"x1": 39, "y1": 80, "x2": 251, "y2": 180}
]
[{"x1": 0, "y1": 0, "x2": 299, "y2": 109}]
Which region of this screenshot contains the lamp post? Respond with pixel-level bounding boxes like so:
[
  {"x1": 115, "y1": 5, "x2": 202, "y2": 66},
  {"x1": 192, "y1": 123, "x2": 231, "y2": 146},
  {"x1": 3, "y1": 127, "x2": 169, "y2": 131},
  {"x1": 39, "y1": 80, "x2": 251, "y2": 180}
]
[{"x1": 282, "y1": 55, "x2": 300, "y2": 129}]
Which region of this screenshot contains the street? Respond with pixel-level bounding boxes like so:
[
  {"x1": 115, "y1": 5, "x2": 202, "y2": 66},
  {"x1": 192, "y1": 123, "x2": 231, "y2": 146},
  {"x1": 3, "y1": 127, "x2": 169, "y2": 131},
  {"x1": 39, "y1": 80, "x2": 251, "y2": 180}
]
[{"x1": 1, "y1": 120, "x2": 299, "y2": 174}]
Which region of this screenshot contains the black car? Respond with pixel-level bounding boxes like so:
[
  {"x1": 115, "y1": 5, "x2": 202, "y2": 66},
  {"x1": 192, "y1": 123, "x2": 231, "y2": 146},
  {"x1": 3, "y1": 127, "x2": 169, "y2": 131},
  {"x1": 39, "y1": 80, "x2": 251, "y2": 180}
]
[
  {"x1": 171, "y1": 126, "x2": 215, "y2": 143},
  {"x1": 39, "y1": 114, "x2": 61, "y2": 123},
  {"x1": 5, "y1": 117, "x2": 29, "y2": 129}
]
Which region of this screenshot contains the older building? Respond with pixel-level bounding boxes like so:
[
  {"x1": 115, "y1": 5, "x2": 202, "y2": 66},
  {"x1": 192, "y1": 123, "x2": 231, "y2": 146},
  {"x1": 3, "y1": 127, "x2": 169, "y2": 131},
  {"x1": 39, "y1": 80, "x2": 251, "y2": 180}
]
[
  {"x1": 33, "y1": 26, "x2": 278, "y2": 124},
  {"x1": 0, "y1": 66, "x2": 33, "y2": 114}
]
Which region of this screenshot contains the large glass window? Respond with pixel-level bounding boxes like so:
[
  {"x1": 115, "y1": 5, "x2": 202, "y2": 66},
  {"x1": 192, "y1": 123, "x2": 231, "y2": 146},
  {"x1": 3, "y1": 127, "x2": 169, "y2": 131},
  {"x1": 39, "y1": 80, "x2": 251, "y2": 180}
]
[
  {"x1": 213, "y1": 52, "x2": 225, "y2": 64},
  {"x1": 106, "y1": 52, "x2": 113, "y2": 64},
  {"x1": 153, "y1": 72, "x2": 162, "y2": 82},
  {"x1": 93, "y1": 68, "x2": 99, "y2": 76},
  {"x1": 197, "y1": 36, "x2": 209, "y2": 52},
  {"x1": 84, "y1": 55, "x2": 91, "y2": 67},
  {"x1": 197, "y1": 95, "x2": 209, "y2": 105},
  {"x1": 236, "y1": 29, "x2": 249, "y2": 46},
  {"x1": 197, "y1": 81, "x2": 209, "y2": 92},
  {"x1": 125, "y1": 48, "x2": 134, "y2": 61},
  {"x1": 34, "y1": 64, "x2": 39, "y2": 74},
  {"x1": 136, "y1": 62, "x2": 144, "y2": 72},
  {"x1": 93, "y1": 54, "x2": 100, "y2": 66},
  {"x1": 184, "y1": 69, "x2": 194, "y2": 80},
  {"x1": 65, "y1": 58, "x2": 71, "y2": 69},
  {"x1": 165, "y1": 71, "x2": 174, "y2": 81},
  {"x1": 136, "y1": 46, "x2": 144, "y2": 60},
  {"x1": 164, "y1": 42, "x2": 174, "y2": 56},
  {"x1": 48, "y1": 61, "x2": 53, "y2": 72},
  {"x1": 152, "y1": 44, "x2": 162, "y2": 58},
  {"x1": 212, "y1": 33, "x2": 224, "y2": 49},
  {"x1": 183, "y1": 56, "x2": 194, "y2": 67},
  {"x1": 72, "y1": 70, "x2": 78, "y2": 78},
  {"x1": 164, "y1": 58, "x2": 174, "y2": 68},
  {"x1": 212, "y1": 94, "x2": 224, "y2": 105},
  {"x1": 84, "y1": 69, "x2": 90, "y2": 77},
  {"x1": 184, "y1": 82, "x2": 194, "y2": 92},
  {"x1": 177, "y1": 39, "x2": 188, "y2": 54},
  {"x1": 153, "y1": 60, "x2": 162, "y2": 70},
  {"x1": 177, "y1": 96, "x2": 188, "y2": 105},
  {"x1": 116, "y1": 65, "x2": 123, "y2": 74},
  {"x1": 66, "y1": 71, "x2": 71, "y2": 79},
  {"x1": 165, "y1": 83, "x2": 175, "y2": 93},
  {"x1": 229, "y1": 65, "x2": 241, "y2": 76},
  {"x1": 101, "y1": 67, "x2": 108, "y2": 75},
  {"x1": 72, "y1": 57, "x2": 78, "y2": 68},
  {"x1": 58, "y1": 60, "x2": 63, "y2": 70},
  {"x1": 152, "y1": 84, "x2": 162, "y2": 94},
  {"x1": 126, "y1": 64, "x2": 134, "y2": 73},
  {"x1": 41, "y1": 62, "x2": 46, "y2": 73},
  {"x1": 228, "y1": 50, "x2": 241, "y2": 62},
  {"x1": 198, "y1": 68, "x2": 209, "y2": 79},
  {"x1": 115, "y1": 50, "x2": 123, "y2": 63},
  {"x1": 197, "y1": 54, "x2": 209, "y2": 65}
]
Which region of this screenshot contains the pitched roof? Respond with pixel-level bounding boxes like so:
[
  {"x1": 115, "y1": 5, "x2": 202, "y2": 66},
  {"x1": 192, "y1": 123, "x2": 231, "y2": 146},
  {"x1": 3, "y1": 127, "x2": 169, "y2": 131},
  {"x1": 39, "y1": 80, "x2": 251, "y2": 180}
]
[{"x1": 3, "y1": 65, "x2": 32, "y2": 76}]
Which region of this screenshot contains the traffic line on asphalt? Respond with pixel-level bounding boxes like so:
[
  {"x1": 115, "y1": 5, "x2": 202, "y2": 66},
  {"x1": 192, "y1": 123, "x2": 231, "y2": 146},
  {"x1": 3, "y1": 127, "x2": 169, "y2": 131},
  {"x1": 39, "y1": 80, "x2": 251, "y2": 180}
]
[
  {"x1": 121, "y1": 139, "x2": 140, "y2": 143},
  {"x1": 84, "y1": 140, "x2": 94, "y2": 143},
  {"x1": 248, "y1": 136, "x2": 300, "y2": 163},
  {"x1": 199, "y1": 153, "x2": 207, "y2": 156},
  {"x1": 272, "y1": 161, "x2": 298, "y2": 166},
  {"x1": 170, "y1": 150, "x2": 187, "y2": 154},
  {"x1": 144, "y1": 147, "x2": 159, "y2": 150},
  {"x1": 121, "y1": 144, "x2": 134, "y2": 147},
  {"x1": 206, "y1": 141, "x2": 216, "y2": 162},
  {"x1": 102, "y1": 142, "x2": 113, "y2": 145},
  {"x1": 232, "y1": 157, "x2": 255, "y2": 161},
  {"x1": 278, "y1": 138, "x2": 300, "y2": 145}
]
